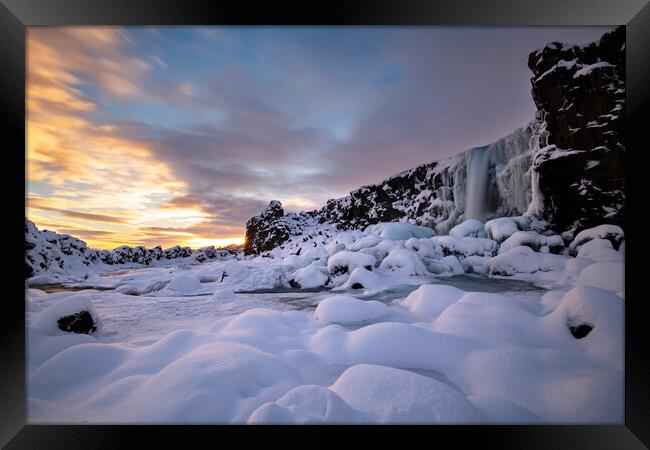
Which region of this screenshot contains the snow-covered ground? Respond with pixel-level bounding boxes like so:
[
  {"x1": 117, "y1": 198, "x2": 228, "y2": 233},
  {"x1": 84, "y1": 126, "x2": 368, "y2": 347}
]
[{"x1": 26, "y1": 219, "x2": 625, "y2": 424}]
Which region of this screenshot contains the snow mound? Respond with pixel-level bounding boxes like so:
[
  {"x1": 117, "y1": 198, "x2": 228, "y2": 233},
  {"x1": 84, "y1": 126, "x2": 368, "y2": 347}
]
[
  {"x1": 338, "y1": 267, "x2": 387, "y2": 292},
  {"x1": 379, "y1": 247, "x2": 429, "y2": 276},
  {"x1": 166, "y1": 276, "x2": 201, "y2": 293},
  {"x1": 330, "y1": 364, "x2": 483, "y2": 423},
  {"x1": 314, "y1": 295, "x2": 388, "y2": 324},
  {"x1": 498, "y1": 231, "x2": 564, "y2": 254},
  {"x1": 401, "y1": 284, "x2": 466, "y2": 320},
  {"x1": 327, "y1": 251, "x2": 376, "y2": 278},
  {"x1": 248, "y1": 384, "x2": 365, "y2": 424},
  {"x1": 290, "y1": 264, "x2": 329, "y2": 289},
  {"x1": 484, "y1": 217, "x2": 520, "y2": 243},
  {"x1": 569, "y1": 225, "x2": 624, "y2": 256},
  {"x1": 575, "y1": 262, "x2": 624, "y2": 295},
  {"x1": 486, "y1": 246, "x2": 541, "y2": 276},
  {"x1": 450, "y1": 219, "x2": 487, "y2": 238},
  {"x1": 432, "y1": 236, "x2": 498, "y2": 258}
]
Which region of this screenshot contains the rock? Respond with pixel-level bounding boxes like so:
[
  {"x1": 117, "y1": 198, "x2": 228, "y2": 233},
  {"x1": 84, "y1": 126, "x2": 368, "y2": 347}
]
[
  {"x1": 528, "y1": 26, "x2": 625, "y2": 233},
  {"x1": 57, "y1": 310, "x2": 97, "y2": 334}
]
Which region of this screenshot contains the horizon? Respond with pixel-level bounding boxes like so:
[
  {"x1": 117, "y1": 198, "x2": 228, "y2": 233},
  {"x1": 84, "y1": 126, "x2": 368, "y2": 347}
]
[{"x1": 26, "y1": 26, "x2": 612, "y2": 250}]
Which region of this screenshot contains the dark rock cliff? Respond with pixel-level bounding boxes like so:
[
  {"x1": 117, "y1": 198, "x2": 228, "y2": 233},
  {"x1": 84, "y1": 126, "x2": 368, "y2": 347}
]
[{"x1": 528, "y1": 26, "x2": 625, "y2": 235}]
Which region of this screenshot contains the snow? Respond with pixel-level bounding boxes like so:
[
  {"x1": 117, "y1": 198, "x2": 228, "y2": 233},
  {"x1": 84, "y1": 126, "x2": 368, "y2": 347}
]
[
  {"x1": 314, "y1": 295, "x2": 389, "y2": 324},
  {"x1": 485, "y1": 217, "x2": 519, "y2": 243},
  {"x1": 327, "y1": 251, "x2": 376, "y2": 277},
  {"x1": 576, "y1": 262, "x2": 624, "y2": 294},
  {"x1": 569, "y1": 224, "x2": 624, "y2": 255},
  {"x1": 401, "y1": 284, "x2": 466, "y2": 320},
  {"x1": 290, "y1": 264, "x2": 329, "y2": 289},
  {"x1": 573, "y1": 61, "x2": 615, "y2": 78},
  {"x1": 432, "y1": 235, "x2": 498, "y2": 258},
  {"x1": 379, "y1": 247, "x2": 429, "y2": 276},
  {"x1": 450, "y1": 219, "x2": 487, "y2": 238},
  {"x1": 366, "y1": 222, "x2": 435, "y2": 240},
  {"x1": 25, "y1": 216, "x2": 624, "y2": 424},
  {"x1": 498, "y1": 231, "x2": 564, "y2": 254},
  {"x1": 33, "y1": 295, "x2": 102, "y2": 336},
  {"x1": 330, "y1": 364, "x2": 484, "y2": 423}
]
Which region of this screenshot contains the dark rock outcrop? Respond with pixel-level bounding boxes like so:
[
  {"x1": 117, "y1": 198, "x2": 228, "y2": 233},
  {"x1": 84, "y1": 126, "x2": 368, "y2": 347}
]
[
  {"x1": 57, "y1": 310, "x2": 97, "y2": 334},
  {"x1": 528, "y1": 26, "x2": 625, "y2": 235}
]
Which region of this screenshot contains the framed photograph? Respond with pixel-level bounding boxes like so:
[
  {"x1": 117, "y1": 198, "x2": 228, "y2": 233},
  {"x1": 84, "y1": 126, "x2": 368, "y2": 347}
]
[{"x1": 2, "y1": 0, "x2": 648, "y2": 447}]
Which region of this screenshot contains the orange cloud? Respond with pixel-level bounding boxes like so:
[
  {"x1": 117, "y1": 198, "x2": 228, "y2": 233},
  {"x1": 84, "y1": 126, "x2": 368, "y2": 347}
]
[{"x1": 26, "y1": 27, "x2": 244, "y2": 250}]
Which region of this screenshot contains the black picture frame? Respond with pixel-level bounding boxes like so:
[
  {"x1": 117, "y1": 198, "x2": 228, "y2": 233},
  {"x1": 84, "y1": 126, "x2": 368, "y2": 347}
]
[{"x1": 1, "y1": 0, "x2": 648, "y2": 448}]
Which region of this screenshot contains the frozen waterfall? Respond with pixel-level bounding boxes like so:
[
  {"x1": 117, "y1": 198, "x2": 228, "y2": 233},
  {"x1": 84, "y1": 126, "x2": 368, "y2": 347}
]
[{"x1": 465, "y1": 147, "x2": 490, "y2": 221}]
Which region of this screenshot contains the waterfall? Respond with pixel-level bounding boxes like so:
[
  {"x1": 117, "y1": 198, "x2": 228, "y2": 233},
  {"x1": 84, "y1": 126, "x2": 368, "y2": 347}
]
[{"x1": 465, "y1": 147, "x2": 490, "y2": 221}]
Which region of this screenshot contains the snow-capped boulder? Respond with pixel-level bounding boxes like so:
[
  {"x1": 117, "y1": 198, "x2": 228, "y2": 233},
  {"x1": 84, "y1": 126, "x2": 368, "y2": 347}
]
[
  {"x1": 568, "y1": 224, "x2": 625, "y2": 256},
  {"x1": 379, "y1": 247, "x2": 428, "y2": 276},
  {"x1": 290, "y1": 264, "x2": 329, "y2": 289},
  {"x1": 327, "y1": 251, "x2": 376, "y2": 278},
  {"x1": 33, "y1": 295, "x2": 102, "y2": 335},
  {"x1": 449, "y1": 219, "x2": 487, "y2": 238},
  {"x1": 338, "y1": 267, "x2": 386, "y2": 292},
  {"x1": 484, "y1": 217, "x2": 519, "y2": 243},
  {"x1": 432, "y1": 236, "x2": 498, "y2": 259},
  {"x1": 498, "y1": 231, "x2": 564, "y2": 255},
  {"x1": 314, "y1": 295, "x2": 388, "y2": 324},
  {"x1": 486, "y1": 246, "x2": 542, "y2": 276}
]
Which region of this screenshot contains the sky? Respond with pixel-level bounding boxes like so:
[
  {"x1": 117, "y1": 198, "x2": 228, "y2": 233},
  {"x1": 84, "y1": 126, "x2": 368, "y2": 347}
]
[{"x1": 26, "y1": 26, "x2": 613, "y2": 249}]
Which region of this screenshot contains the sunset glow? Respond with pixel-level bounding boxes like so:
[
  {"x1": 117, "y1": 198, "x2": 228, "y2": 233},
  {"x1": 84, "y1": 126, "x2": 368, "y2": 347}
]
[{"x1": 27, "y1": 26, "x2": 610, "y2": 250}]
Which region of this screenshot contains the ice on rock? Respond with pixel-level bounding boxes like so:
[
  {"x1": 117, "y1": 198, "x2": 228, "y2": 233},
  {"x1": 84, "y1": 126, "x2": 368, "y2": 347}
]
[
  {"x1": 460, "y1": 255, "x2": 489, "y2": 274},
  {"x1": 314, "y1": 295, "x2": 388, "y2": 325},
  {"x1": 401, "y1": 284, "x2": 466, "y2": 321},
  {"x1": 33, "y1": 294, "x2": 102, "y2": 336},
  {"x1": 568, "y1": 224, "x2": 624, "y2": 256},
  {"x1": 366, "y1": 222, "x2": 435, "y2": 240},
  {"x1": 484, "y1": 217, "x2": 520, "y2": 243},
  {"x1": 327, "y1": 251, "x2": 376, "y2": 278},
  {"x1": 290, "y1": 264, "x2": 329, "y2": 289},
  {"x1": 330, "y1": 364, "x2": 484, "y2": 424},
  {"x1": 404, "y1": 238, "x2": 444, "y2": 259},
  {"x1": 450, "y1": 219, "x2": 487, "y2": 238},
  {"x1": 379, "y1": 247, "x2": 429, "y2": 276},
  {"x1": 498, "y1": 231, "x2": 564, "y2": 255},
  {"x1": 248, "y1": 385, "x2": 365, "y2": 424}
]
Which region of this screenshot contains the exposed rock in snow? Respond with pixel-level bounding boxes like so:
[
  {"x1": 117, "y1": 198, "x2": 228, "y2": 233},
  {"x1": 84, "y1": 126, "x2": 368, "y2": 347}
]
[
  {"x1": 327, "y1": 251, "x2": 376, "y2": 278},
  {"x1": 33, "y1": 295, "x2": 102, "y2": 336}
]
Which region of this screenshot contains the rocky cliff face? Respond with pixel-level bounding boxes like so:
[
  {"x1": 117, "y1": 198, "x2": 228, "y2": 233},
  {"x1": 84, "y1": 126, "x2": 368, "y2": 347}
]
[
  {"x1": 528, "y1": 26, "x2": 625, "y2": 235},
  {"x1": 245, "y1": 122, "x2": 541, "y2": 254},
  {"x1": 25, "y1": 219, "x2": 240, "y2": 279}
]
